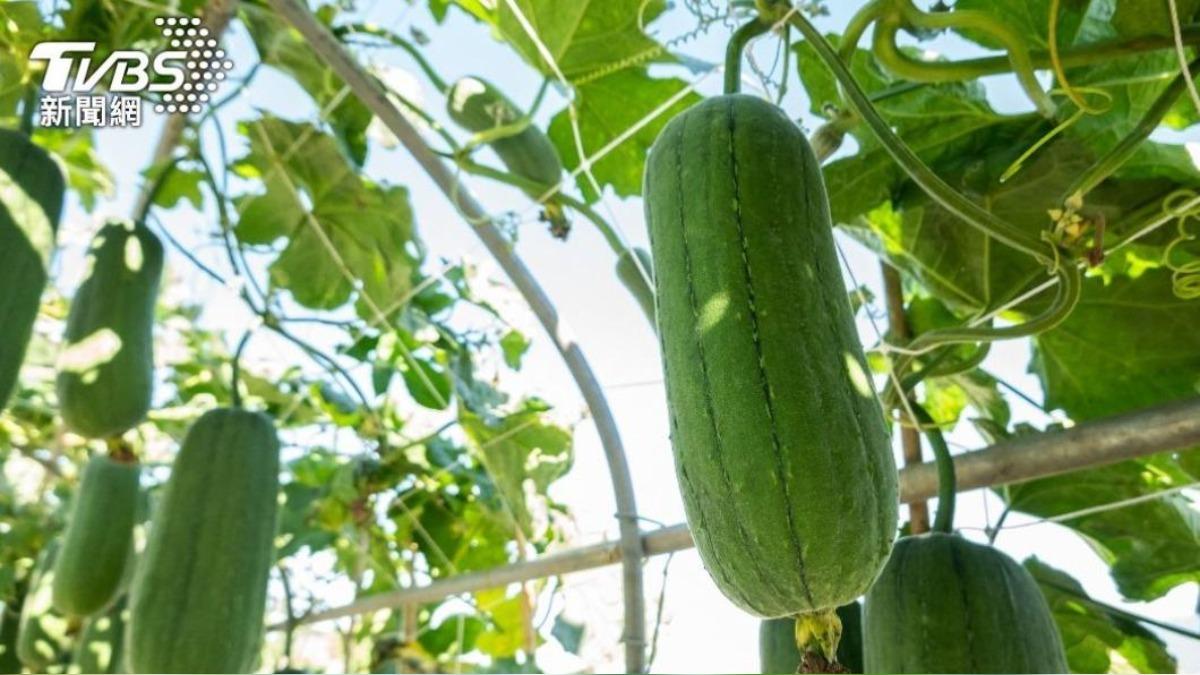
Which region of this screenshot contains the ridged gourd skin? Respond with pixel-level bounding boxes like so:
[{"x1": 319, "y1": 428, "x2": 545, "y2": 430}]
[
  {"x1": 51, "y1": 455, "x2": 139, "y2": 616},
  {"x1": 446, "y1": 76, "x2": 564, "y2": 194},
  {"x1": 615, "y1": 247, "x2": 656, "y2": 327},
  {"x1": 643, "y1": 94, "x2": 898, "y2": 617},
  {"x1": 760, "y1": 602, "x2": 864, "y2": 674},
  {"x1": 863, "y1": 533, "x2": 1068, "y2": 674},
  {"x1": 16, "y1": 542, "x2": 70, "y2": 671},
  {"x1": 0, "y1": 129, "x2": 65, "y2": 412},
  {"x1": 70, "y1": 596, "x2": 127, "y2": 674},
  {"x1": 128, "y1": 408, "x2": 280, "y2": 674},
  {"x1": 57, "y1": 220, "x2": 164, "y2": 439}
]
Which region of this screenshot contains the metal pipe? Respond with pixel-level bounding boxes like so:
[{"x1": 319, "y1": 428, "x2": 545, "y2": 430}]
[
  {"x1": 274, "y1": 397, "x2": 1200, "y2": 630},
  {"x1": 263, "y1": 1, "x2": 647, "y2": 669}
]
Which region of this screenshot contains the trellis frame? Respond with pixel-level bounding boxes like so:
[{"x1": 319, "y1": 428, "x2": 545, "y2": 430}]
[
  {"x1": 134, "y1": 1, "x2": 1200, "y2": 671},
  {"x1": 273, "y1": 396, "x2": 1200, "y2": 630}
]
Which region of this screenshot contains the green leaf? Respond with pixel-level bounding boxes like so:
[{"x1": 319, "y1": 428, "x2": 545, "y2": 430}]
[
  {"x1": 0, "y1": 2, "x2": 46, "y2": 118},
  {"x1": 241, "y1": 4, "x2": 372, "y2": 165},
  {"x1": 794, "y1": 37, "x2": 1011, "y2": 228},
  {"x1": 418, "y1": 614, "x2": 485, "y2": 656},
  {"x1": 400, "y1": 354, "x2": 453, "y2": 411},
  {"x1": 548, "y1": 68, "x2": 700, "y2": 201},
  {"x1": 1006, "y1": 447, "x2": 1200, "y2": 600},
  {"x1": 1033, "y1": 270, "x2": 1200, "y2": 419},
  {"x1": 148, "y1": 165, "x2": 204, "y2": 211},
  {"x1": 500, "y1": 330, "x2": 530, "y2": 370},
  {"x1": 235, "y1": 116, "x2": 419, "y2": 314},
  {"x1": 408, "y1": 496, "x2": 512, "y2": 577},
  {"x1": 951, "y1": 0, "x2": 1090, "y2": 51},
  {"x1": 314, "y1": 381, "x2": 363, "y2": 426},
  {"x1": 467, "y1": 0, "x2": 669, "y2": 80},
  {"x1": 461, "y1": 406, "x2": 573, "y2": 535},
  {"x1": 473, "y1": 588, "x2": 534, "y2": 659},
  {"x1": 1022, "y1": 268, "x2": 1200, "y2": 602},
  {"x1": 31, "y1": 129, "x2": 113, "y2": 211},
  {"x1": 1067, "y1": 52, "x2": 1200, "y2": 183},
  {"x1": 1024, "y1": 558, "x2": 1177, "y2": 673},
  {"x1": 1112, "y1": 0, "x2": 1200, "y2": 38},
  {"x1": 859, "y1": 130, "x2": 1190, "y2": 315}
]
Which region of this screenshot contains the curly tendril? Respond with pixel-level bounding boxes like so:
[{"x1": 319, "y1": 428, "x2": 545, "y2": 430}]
[{"x1": 1162, "y1": 190, "x2": 1200, "y2": 299}]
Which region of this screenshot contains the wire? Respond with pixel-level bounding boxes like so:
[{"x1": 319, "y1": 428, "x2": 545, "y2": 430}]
[{"x1": 975, "y1": 482, "x2": 1200, "y2": 533}]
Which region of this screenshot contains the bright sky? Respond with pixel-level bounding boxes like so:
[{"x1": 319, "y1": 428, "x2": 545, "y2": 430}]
[{"x1": 48, "y1": 0, "x2": 1200, "y2": 672}]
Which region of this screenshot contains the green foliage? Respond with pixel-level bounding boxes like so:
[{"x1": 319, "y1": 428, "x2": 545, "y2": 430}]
[
  {"x1": 241, "y1": 4, "x2": 372, "y2": 165},
  {"x1": 451, "y1": 0, "x2": 669, "y2": 80},
  {"x1": 1025, "y1": 558, "x2": 1176, "y2": 674},
  {"x1": 549, "y1": 69, "x2": 701, "y2": 202},
  {"x1": 51, "y1": 455, "x2": 138, "y2": 617},
  {"x1": 128, "y1": 409, "x2": 280, "y2": 673},
  {"x1": 864, "y1": 534, "x2": 1068, "y2": 673},
  {"x1": 644, "y1": 94, "x2": 897, "y2": 617},
  {"x1": 234, "y1": 116, "x2": 420, "y2": 314},
  {"x1": 57, "y1": 220, "x2": 164, "y2": 439}
]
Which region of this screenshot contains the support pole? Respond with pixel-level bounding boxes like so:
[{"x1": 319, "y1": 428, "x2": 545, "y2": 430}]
[
  {"x1": 263, "y1": 1, "x2": 647, "y2": 670},
  {"x1": 881, "y1": 263, "x2": 929, "y2": 533},
  {"x1": 273, "y1": 396, "x2": 1200, "y2": 630}
]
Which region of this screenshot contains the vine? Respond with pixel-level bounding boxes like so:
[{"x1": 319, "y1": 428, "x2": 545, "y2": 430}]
[
  {"x1": 911, "y1": 403, "x2": 955, "y2": 534},
  {"x1": 1047, "y1": 0, "x2": 1105, "y2": 115},
  {"x1": 725, "y1": 18, "x2": 773, "y2": 94},
  {"x1": 1063, "y1": 57, "x2": 1200, "y2": 209},
  {"x1": 872, "y1": 2, "x2": 1054, "y2": 117},
  {"x1": 782, "y1": 7, "x2": 1057, "y2": 264}
]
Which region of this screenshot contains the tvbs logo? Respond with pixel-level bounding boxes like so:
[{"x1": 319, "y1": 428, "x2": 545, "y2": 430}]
[{"x1": 30, "y1": 16, "x2": 233, "y2": 126}]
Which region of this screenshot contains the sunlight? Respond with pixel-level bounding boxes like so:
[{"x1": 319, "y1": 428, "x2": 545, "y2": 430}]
[
  {"x1": 58, "y1": 329, "x2": 123, "y2": 376},
  {"x1": 698, "y1": 292, "x2": 729, "y2": 333},
  {"x1": 0, "y1": 168, "x2": 55, "y2": 267},
  {"x1": 843, "y1": 352, "x2": 873, "y2": 399}
]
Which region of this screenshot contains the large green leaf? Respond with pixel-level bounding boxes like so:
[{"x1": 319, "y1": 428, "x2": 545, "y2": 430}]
[
  {"x1": 458, "y1": 0, "x2": 669, "y2": 81},
  {"x1": 1005, "y1": 443, "x2": 1200, "y2": 600},
  {"x1": 1014, "y1": 270, "x2": 1200, "y2": 601},
  {"x1": 794, "y1": 37, "x2": 1014, "y2": 227},
  {"x1": 473, "y1": 588, "x2": 538, "y2": 659},
  {"x1": 1033, "y1": 270, "x2": 1200, "y2": 419},
  {"x1": 548, "y1": 68, "x2": 700, "y2": 202},
  {"x1": 1024, "y1": 558, "x2": 1176, "y2": 673},
  {"x1": 234, "y1": 116, "x2": 419, "y2": 314},
  {"x1": 951, "y1": 0, "x2": 1091, "y2": 51},
  {"x1": 460, "y1": 405, "x2": 573, "y2": 536},
  {"x1": 242, "y1": 4, "x2": 373, "y2": 165},
  {"x1": 0, "y1": 2, "x2": 46, "y2": 118},
  {"x1": 1112, "y1": 0, "x2": 1200, "y2": 38}
]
